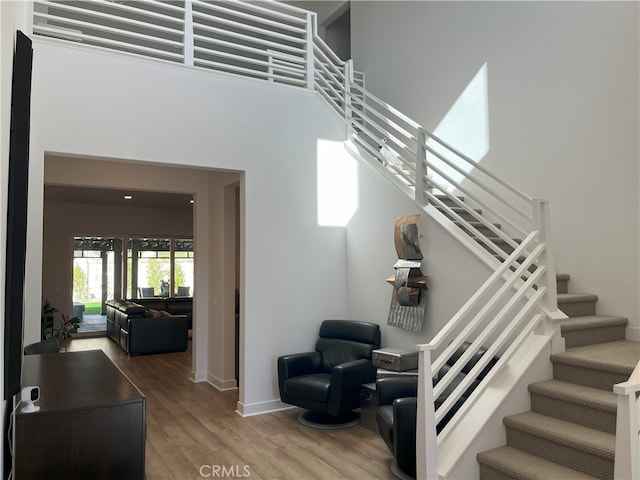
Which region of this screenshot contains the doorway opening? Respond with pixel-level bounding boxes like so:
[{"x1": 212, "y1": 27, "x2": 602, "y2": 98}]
[{"x1": 73, "y1": 236, "x2": 121, "y2": 333}]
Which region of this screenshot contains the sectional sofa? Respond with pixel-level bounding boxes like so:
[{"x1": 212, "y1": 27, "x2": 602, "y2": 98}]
[{"x1": 105, "y1": 298, "x2": 192, "y2": 356}]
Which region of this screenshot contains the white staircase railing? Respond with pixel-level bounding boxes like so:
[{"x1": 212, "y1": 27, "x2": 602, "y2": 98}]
[
  {"x1": 30, "y1": 1, "x2": 583, "y2": 478},
  {"x1": 614, "y1": 360, "x2": 640, "y2": 480}
]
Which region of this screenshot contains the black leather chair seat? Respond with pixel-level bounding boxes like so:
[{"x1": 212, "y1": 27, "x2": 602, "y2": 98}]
[{"x1": 284, "y1": 373, "x2": 332, "y2": 401}]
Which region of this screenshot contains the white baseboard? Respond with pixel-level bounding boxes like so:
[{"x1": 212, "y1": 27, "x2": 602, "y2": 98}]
[
  {"x1": 235, "y1": 399, "x2": 293, "y2": 417},
  {"x1": 626, "y1": 326, "x2": 640, "y2": 342},
  {"x1": 207, "y1": 373, "x2": 238, "y2": 391},
  {"x1": 191, "y1": 370, "x2": 207, "y2": 383}
]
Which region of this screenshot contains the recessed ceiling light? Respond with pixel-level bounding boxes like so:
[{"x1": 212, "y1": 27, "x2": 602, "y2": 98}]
[
  {"x1": 190, "y1": 199, "x2": 194, "y2": 204},
  {"x1": 124, "y1": 195, "x2": 133, "y2": 200}
]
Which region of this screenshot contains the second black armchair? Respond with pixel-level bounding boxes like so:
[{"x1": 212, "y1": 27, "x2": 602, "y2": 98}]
[
  {"x1": 278, "y1": 319, "x2": 381, "y2": 428},
  {"x1": 376, "y1": 342, "x2": 499, "y2": 479}
]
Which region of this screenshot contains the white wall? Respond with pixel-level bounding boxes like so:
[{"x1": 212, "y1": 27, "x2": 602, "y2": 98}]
[
  {"x1": 351, "y1": 1, "x2": 640, "y2": 332},
  {"x1": 28, "y1": 40, "x2": 348, "y2": 414},
  {"x1": 288, "y1": 1, "x2": 348, "y2": 28}
]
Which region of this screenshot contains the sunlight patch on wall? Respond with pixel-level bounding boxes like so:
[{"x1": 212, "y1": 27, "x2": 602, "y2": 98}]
[
  {"x1": 427, "y1": 63, "x2": 490, "y2": 191},
  {"x1": 317, "y1": 139, "x2": 358, "y2": 227}
]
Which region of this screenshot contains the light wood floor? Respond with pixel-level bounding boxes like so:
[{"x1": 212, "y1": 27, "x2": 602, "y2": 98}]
[{"x1": 66, "y1": 337, "x2": 396, "y2": 480}]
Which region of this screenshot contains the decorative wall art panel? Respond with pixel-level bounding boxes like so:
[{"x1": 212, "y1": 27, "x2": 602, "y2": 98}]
[{"x1": 386, "y1": 215, "x2": 428, "y2": 332}]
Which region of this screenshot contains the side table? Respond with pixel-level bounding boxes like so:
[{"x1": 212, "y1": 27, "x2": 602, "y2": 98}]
[{"x1": 360, "y1": 382, "x2": 378, "y2": 432}]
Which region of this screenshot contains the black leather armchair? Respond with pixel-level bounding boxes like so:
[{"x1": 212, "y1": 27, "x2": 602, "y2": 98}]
[
  {"x1": 377, "y1": 377, "x2": 418, "y2": 478},
  {"x1": 24, "y1": 339, "x2": 59, "y2": 355},
  {"x1": 376, "y1": 342, "x2": 498, "y2": 479},
  {"x1": 278, "y1": 319, "x2": 381, "y2": 427}
]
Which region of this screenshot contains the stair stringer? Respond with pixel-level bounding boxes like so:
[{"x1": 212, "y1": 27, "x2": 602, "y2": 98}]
[{"x1": 438, "y1": 331, "x2": 559, "y2": 479}]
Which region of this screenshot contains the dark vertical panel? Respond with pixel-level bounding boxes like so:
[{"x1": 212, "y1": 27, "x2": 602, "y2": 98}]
[{"x1": 4, "y1": 30, "x2": 33, "y2": 400}]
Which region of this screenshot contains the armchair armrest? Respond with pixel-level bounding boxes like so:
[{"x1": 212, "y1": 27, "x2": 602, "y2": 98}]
[
  {"x1": 331, "y1": 358, "x2": 377, "y2": 387},
  {"x1": 376, "y1": 376, "x2": 419, "y2": 406},
  {"x1": 278, "y1": 352, "x2": 322, "y2": 381},
  {"x1": 327, "y1": 358, "x2": 377, "y2": 415},
  {"x1": 393, "y1": 396, "x2": 417, "y2": 478}
]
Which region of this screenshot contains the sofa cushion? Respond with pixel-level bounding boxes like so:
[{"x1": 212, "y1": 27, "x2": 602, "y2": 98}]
[
  {"x1": 130, "y1": 298, "x2": 166, "y2": 311},
  {"x1": 127, "y1": 315, "x2": 188, "y2": 355},
  {"x1": 107, "y1": 300, "x2": 146, "y2": 316},
  {"x1": 165, "y1": 297, "x2": 192, "y2": 315}
]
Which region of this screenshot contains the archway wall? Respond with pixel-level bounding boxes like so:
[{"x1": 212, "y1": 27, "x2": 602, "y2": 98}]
[{"x1": 30, "y1": 39, "x2": 348, "y2": 411}]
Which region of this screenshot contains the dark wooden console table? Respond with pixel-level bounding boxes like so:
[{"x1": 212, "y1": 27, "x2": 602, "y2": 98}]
[{"x1": 15, "y1": 350, "x2": 146, "y2": 479}]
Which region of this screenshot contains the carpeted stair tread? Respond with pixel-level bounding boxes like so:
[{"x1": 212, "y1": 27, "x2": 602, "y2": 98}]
[
  {"x1": 557, "y1": 293, "x2": 598, "y2": 304},
  {"x1": 454, "y1": 220, "x2": 500, "y2": 228},
  {"x1": 557, "y1": 293, "x2": 598, "y2": 317},
  {"x1": 504, "y1": 412, "x2": 615, "y2": 459},
  {"x1": 528, "y1": 380, "x2": 617, "y2": 413},
  {"x1": 528, "y1": 380, "x2": 617, "y2": 432},
  {"x1": 433, "y1": 195, "x2": 464, "y2": 207},
  {"x1": 436, "y1": 206, "x2": 483, "y2": 221},
  {"x1": 560, "y1": 315, "x2": 628, "y2": 331},
  {"x1": 551, "y1": 340, "x2": 639, "y2": 375},
  {"x1": 529, "y1": 382, "x2": 617, "y2": 434},
  {"x1": 559, "y1": 315, "x2": 629, "y2": 347},
  {"x1": 454, "y1": 221, "x2": 501, "y2": 233},
  {"x1": 477, "y1": 445, "x2": 598, "y2": 480}
]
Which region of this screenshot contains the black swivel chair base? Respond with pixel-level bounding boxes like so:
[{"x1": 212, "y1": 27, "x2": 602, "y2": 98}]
[{"x1": 297, "y1": 411, "x2": 360, "y2": 429}]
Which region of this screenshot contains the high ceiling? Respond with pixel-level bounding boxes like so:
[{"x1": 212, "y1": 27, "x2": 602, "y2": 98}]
[{"x1": 44, "y1": 185, "x2": 194, "y2": 209}]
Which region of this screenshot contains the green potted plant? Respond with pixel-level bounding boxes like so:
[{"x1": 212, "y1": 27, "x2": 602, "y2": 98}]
[
  {"x1": 41, "y1": 300, "x2": 81, "y2": 350},
  {"x1": 53, "y1": 313, "x2": 81, "y2": 350},
  {"x1": 41, "y1": 300, "x2": 56, "y2": 341}
]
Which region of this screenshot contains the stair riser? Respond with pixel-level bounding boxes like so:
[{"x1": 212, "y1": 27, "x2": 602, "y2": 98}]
[
  {"x1": 562, "y1": 325, "x2": 627, "y2": 348},
  {"x1": 552, "y1": 363, "x2": 631, "y2": 391},
  {"x1": 556, "y1": 278, "x2": 569, "y2": 294},
  {"x1": 478, "y1": 464, "x2": 517, "y2": 480},
  {"x1": 506, "y1": 428, "x2": 613, "y2": 479},
  {"x1": 530, "y1": 394, "x2": 616, "y2": 434},
  {"x1": 558, "y1": 300, "x2": 596, "y2": 318}
]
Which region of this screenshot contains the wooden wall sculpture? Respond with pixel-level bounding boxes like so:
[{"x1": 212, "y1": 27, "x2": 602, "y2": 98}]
[{"x1": 386, "y1": 214, "x2": 428, "y2": 332}]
